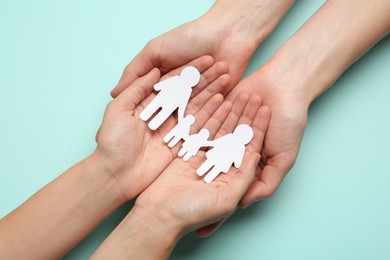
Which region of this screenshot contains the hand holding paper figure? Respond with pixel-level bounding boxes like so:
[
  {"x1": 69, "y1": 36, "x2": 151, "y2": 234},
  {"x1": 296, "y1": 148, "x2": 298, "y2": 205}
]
[
  {"x1": 141, "y1": 66, "x2": 257, "y2": 182},
  {"x1": 135, "y1": 94, "x2": 271, "y2": 242}
]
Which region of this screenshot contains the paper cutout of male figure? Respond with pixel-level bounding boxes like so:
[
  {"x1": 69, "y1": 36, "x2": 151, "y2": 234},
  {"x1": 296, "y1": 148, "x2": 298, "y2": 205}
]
[
  {"x1": 178, "y1": 128, "x2": 211, "y2": 161},
  {"x1": 163, "y1": 115, "x2": 195, "y2": 148},
  {"x1": 196, "y1": 124, "x2": 254, "y2": 183},
  {"x1": 140, "y1": 66, "x2": 200, "y2": 130}
]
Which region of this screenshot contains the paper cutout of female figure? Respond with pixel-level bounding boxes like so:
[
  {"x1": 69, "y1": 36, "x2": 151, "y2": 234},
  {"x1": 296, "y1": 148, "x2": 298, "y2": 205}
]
[
  {"x1": 196, "y1": 124, "x2": 253, "y2": 183},
  {"x1": 139, "y1": 66, "x2": 200, "y2": 130}
]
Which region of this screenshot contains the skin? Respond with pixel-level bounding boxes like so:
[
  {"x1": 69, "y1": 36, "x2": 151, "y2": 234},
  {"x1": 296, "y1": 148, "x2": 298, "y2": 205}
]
[
  {"x1": 110, "y1": 0, "x2": 390, "y2": 238},
  {"x1": 92, "y1": 94, "x2": 271, "y2": 259},
  {"x1": 2, "y1": 0, "x2": 389, "y2": 258},
  {"x1": 111, "y1": 0, "x2": 295, "y2": 97},
  {"x1": 0, "y1": 56, "x2": 231, "y2": 259},
  {"x1": 197, "y1": 0, "x2": 390, "y2": 236}
]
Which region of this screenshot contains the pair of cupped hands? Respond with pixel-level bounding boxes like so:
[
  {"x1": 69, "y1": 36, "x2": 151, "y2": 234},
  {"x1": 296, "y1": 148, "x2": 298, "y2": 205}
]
[{"x1": 94, "y1": 14, "x2": 309, "y2": 239}]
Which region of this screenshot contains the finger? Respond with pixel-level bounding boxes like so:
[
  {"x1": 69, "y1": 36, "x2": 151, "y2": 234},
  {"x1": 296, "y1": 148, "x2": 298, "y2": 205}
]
[
  {"x1": 213, "y1": 93, "x2": 249, "y2": 139},
  {"x1": 186, "y1": 74, "x2": 231, "y2": 116},
  {"x1": 246, "y1": 106, "x2": 271, "y2": 153},
  {"x1": 190, "y1": 61, "x2": 229, "y2": 97},
  {"x1": 160, "y1": 55, "x2": 214, "y2": 81},
  {"x1": 135, "y1": 91, "x2": 156, "y2": 114},
  {"x1": 111, "y1": 43, "x2": 159, "y2": 97},
  {"x1": 238, "y1": 163, "x2": 288, "y2": 208},
  {"x1": 227, "y1": 152, "x2": 261, "y2": 203},
  {"x1": 113, "y1": 68, "x2": 160, "y2": 111},
  {"x1": 190, "y1": 94, "x2": 224, "y2": 134},
  {"x1": 237, "y1": 94, "x2": 262, "y2": 126},
  {"x1": 95, "y1": 126, "x2": 101, "y2": 143},
  {"x1": 224, "y1": 106, "x2": 271, "y2": 203},
  {"x1": 201, "y1": 101, "x2": 233, "y2": 139}
]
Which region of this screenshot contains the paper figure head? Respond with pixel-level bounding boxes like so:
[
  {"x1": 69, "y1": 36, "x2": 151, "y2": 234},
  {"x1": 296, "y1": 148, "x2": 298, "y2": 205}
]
[
  {"x1": 233, "y1": 124, "x2": 253, "y2": 144},
  {"x1": 184, "y1": 115, "x2": 195, "y2": 124},
  {"x1": 180, "y1": 66, "x2": 200, "y2": 87},
  {"x1": 198, "y1": 128, "x2": 210, "y2": 139}
]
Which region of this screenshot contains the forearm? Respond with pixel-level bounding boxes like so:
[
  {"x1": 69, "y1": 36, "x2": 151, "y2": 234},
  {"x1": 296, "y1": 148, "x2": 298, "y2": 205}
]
[
  {"x1": 91, "y1": 205, "x2": 181, "y2": 260},
  {"x1": 205, "y1": 0, "x2": 295, "y2": 48},
  {"x1": 267, "y1": 0, "x2": 390, "y2": 105},
  {"x1": 0, "y1": 152, "x2": 124, "y2": 259}
]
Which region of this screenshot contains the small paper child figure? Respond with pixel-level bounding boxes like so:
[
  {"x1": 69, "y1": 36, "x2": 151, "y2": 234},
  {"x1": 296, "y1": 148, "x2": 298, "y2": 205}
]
[
  {"x1": 139, "y1": 66, "x2": 201, "y2": 130},
  {"x1": 163, "y1": 115, "x2": 195, "y2": 148},
  {"x1": 196, "y1": 124, "x2": 254, "y2": 183},
  {"x1": 178, "y1": 128, "x2": 211, "y2": 161}
]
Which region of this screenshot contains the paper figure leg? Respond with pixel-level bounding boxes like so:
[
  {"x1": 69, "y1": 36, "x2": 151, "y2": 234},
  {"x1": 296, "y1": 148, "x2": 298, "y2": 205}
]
[
  {"x1": 148, "y1": 108, "x2": 172, "y2": 130},
  {"x1": 178, "y1": 146, "x2": 187, "y2": 157},
  {"x1": 197, "y1": 160, "x2": 213, "y2": 176},
  {"x1": 183, "y1": 146, "x2": 200, "y2": 161},
  {"x1": 163, "y1": 130, "x2": 175, "y2": 143},
  {"x1": 182, "y1": 152, "x2": 193, "y2": 161},
  {"x1": 168, "y1": 136, "x2": 181, "y2": 148},
  {"x1": 203, "y1": 167, "x2": 221, "y2": 183},
  {"x1": 140, "y1": 98, "x2": 160, "y2": 122}
]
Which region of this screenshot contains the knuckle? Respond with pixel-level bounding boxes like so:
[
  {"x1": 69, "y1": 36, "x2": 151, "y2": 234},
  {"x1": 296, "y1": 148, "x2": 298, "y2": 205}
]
[
  {"x1": 214, "y1": 61, "x2": 229, "y2": 74},
  {"x1": 262, "y1": 188, "x2": 276, "y2": 199},
  {"x1": 106, "y1": 100, "x2": 117, "y2": 111},
  {"x1": 145, "y1": 39, "x2": 158, "y2": 55},
  {"x1": 145, "y1": 39, "x2": 155, "y2": 50},
  {"x1": 123, "y1": 62, "x2": 133, "y2": 75}
]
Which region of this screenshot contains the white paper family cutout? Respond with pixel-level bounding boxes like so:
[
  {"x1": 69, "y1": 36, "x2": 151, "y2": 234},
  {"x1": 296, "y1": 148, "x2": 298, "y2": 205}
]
[{"x1": 140, "y1": 66, "x2": 254, "y2": 183}]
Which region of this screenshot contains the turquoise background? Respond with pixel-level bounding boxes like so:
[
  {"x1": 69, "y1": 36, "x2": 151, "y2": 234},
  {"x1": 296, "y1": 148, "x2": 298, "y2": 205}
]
[{"x1": 1, "y1": 0, "x2": 389, "y2": 259}]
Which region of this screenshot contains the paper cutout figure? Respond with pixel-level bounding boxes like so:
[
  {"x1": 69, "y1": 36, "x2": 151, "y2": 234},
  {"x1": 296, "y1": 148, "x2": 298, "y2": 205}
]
[
  {"x1": 196, "y1": 124, "x2": 253, "y2": 183},
  {"x1": 137, "y1": 65, "x2": 255, "y2": 183},
  {"x1": 163, "y1": 115, "x2": 195, "y2": 148},
  {"x1": 178, "y1": 128, "x2": 211, "y2": 161},
  {"x1": 140, "y1": 66, "x2": 200, "y2": 130}
]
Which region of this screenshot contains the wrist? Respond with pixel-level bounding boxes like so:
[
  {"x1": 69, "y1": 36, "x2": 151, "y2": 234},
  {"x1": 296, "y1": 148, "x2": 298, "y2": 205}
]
[
  {"x1": 204, "y1": 0, "x2": 295, "y2": 48},
  {"x1": 244, "y1": 60, "x2": 311, "y2": 113},
  {"x1": 265, "y1": 41, "x2": 334, "y2": 106},
  {"x1": 85, "y1": 152, "x2": 128, "y2": 205},
  {"x1": 124, "y1": 205, "x2": 182, "y2": 258},
  {"x1": 92, "y1": 205, "x2": 181, "y2": 259}
]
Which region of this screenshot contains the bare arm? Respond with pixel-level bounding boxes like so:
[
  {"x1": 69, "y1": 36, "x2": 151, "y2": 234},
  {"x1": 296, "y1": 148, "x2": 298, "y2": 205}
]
[
  {"x1": 232, "y1": 0, "x2": 390, "y2": 206},
  {"x1": 0, "y1": 155, "x2": 123, "y2": 259},
  {"x1": 112, "y1": 0, "x2": 295, "y2": 97},
  {"x1": 269, "y1": 0, "x2": 390, "y2": 104}
]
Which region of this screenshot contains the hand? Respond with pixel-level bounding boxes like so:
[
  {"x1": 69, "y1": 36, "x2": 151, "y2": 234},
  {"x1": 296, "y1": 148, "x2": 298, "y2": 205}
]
[
  {"x1": 231, "y1": 66, "x2": 308, "y2": 206},
  {"x1": 134, "y1": 93, "x2": 271, "y2": 238},
  {"x1": 91, "y1": 93, "x2": 270, "y2": 259},
  {"x1": 94, "y1": 56, "x2": 230, "y2": 201},
  {"x1": 194, "y1": 63, "x2": 309, "y2": 237},
  {"x1": 111, "y1": 0, "x2": 295, "y2": 97}
]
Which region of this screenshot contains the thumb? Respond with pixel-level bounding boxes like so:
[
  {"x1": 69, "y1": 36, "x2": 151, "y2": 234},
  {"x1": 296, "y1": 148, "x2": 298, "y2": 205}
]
[
  {"x1": 111, "y1": 42, "x2": 159, "y2": 97},
  {"x1": 113, "y1": 68, "x2": 160, "y2": 111},
  {"x1": 239, "y1": 163, "x2": 289, "y2": 208}
]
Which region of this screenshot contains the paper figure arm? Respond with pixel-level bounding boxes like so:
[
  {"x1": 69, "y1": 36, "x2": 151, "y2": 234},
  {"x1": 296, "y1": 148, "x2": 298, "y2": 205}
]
[
  {"x1": 177, "y1": 100, "x2": 191, "y2": 122},
  {"x1": 202, "y1": 140, "x2": 215, "y2": 147},
  {"x1": 233, "y1": 148, "x2": 245, "y2": 168},
  {"x1": 153, "y1": 76, "x2": 177, "y2": 91},
  {"x1": 204, "y1": 136, "x2": 225, "y2": 148}
]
